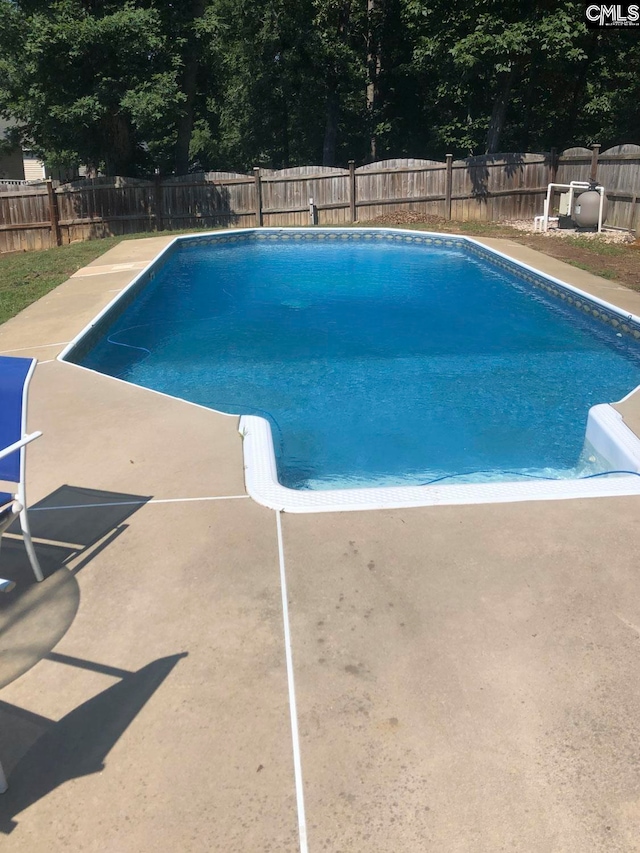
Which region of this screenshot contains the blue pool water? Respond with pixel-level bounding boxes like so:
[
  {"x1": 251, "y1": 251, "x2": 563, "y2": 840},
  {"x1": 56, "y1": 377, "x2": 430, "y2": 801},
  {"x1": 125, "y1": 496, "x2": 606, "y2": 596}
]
[{"x1": 74, "y1": 234, "x2": 640, "y2": 490}]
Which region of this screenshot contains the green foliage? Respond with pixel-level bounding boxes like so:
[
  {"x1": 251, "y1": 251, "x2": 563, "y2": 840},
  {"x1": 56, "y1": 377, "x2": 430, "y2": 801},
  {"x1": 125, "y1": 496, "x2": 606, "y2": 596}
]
[
  {"x1": 0, "y1": 0, "x2": 637, "y2": 174},
  {"x1": 0, "y1": 0, "x2": 198, "y2": 174}
]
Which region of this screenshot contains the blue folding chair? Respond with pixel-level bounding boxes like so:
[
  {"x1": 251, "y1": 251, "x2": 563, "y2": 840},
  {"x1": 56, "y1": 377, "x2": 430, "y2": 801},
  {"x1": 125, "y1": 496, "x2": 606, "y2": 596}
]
[{"x1": 0, "y1": 356, "x2": 43, "y2": 583}]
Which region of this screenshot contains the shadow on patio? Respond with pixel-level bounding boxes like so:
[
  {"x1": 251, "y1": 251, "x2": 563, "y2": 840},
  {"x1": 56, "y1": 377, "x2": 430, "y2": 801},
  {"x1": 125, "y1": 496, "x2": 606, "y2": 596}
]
[
  {"x1": 0, "y1": 652, "x2": 187, "y2": 833},
  {"x1": 0, "y1": 485, "x2": 151, "y2": 689}
]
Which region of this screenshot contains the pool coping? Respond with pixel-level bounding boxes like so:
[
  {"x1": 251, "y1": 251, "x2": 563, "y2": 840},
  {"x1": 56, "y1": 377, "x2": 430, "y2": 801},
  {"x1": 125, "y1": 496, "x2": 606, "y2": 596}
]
[
  {"x1": 240, "y1": 405, "x2": 640, "y2": 512},
  {"x1": 57, "y1": 227, "x2": 640, "y2": 512}
]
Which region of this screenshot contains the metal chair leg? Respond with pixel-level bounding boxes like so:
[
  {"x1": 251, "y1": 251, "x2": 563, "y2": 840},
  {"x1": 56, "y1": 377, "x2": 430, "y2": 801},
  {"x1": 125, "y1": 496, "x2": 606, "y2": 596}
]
[{"x1": 19, "y1": 506, "x2": 44, "y2": 583}]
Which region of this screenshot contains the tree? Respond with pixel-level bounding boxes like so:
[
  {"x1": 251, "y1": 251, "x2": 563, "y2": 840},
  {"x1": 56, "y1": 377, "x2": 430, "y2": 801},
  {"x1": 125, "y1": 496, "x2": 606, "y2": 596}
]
[
  {"x1": 0, "y1": 0, "x2": 636, "y2": 176},
  {"x1": 572, "y1": 30, "x2": 640, "y2": 149},
  {"x1": 0, "y1": 0, "x2": 211, "y2": 175},
  {"x1": 406, "y1": 1, "x2": 597, "y2": 156},
  {"x1": 206, "y1": 0, "x2": 330, "y2": 170}
]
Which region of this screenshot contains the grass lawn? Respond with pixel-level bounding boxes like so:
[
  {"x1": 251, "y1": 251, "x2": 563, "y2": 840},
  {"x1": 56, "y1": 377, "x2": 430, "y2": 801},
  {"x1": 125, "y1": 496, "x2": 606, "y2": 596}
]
[
  {"x1": 0, "y1": 228, "x2": 220, "y2": 325},
  {"x1": 0, "y1": 222, "x2": 638, "y2": 327},
  {"x1": 0, "y1": 236, "x2": 126, "y2": 325}
]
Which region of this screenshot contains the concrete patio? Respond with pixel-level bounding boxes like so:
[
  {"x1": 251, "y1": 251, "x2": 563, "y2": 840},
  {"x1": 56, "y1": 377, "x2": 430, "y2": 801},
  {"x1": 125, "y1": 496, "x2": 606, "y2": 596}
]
[{"x1": 1, "y1": 232, "x2": 640, "y2": 852}]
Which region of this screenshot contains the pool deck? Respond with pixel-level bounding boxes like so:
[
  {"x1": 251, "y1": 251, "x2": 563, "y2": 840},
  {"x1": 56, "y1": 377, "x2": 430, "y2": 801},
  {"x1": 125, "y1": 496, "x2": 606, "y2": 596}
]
[{"x1": 1, "y1": 232, "x2": 640, "y2": 851}]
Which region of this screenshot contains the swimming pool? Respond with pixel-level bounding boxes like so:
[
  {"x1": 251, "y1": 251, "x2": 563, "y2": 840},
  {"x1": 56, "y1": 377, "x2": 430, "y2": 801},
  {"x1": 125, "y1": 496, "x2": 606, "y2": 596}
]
[{"x1": 61, "y1": 228, "x2": 640, "y2": 511}]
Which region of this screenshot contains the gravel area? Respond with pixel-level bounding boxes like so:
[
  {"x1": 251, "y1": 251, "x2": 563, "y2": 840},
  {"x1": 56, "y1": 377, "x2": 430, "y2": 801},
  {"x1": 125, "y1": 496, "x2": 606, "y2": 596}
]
[{"x1": 502, "y1": 219, "x2": 635, "y2": 244}]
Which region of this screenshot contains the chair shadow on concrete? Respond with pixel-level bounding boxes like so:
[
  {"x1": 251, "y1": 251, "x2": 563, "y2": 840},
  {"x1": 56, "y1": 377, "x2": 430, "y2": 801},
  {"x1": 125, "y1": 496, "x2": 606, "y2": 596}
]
[
  {"x1": 0, "y1": 485, "x2": 151, "y2": 689},
  {"x1": 0, "y1": 652, "x2": 187, "y2": 833}
]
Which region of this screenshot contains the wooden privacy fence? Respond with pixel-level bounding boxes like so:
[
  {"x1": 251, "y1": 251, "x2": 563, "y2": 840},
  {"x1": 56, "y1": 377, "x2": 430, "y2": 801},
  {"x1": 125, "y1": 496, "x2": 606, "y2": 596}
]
[{"x1": 1, "y1": 144, "x2": 639, "y2": 253}]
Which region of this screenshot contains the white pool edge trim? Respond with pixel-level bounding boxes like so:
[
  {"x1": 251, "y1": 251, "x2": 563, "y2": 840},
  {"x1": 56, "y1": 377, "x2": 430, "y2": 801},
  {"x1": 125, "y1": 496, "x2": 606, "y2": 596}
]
[{"x1": 240, "y1": 406, "x2": 640, "y2": 512}]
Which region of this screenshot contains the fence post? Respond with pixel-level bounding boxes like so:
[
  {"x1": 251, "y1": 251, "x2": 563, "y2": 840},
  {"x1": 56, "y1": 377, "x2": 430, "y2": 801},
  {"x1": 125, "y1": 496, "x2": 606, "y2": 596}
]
[
  {"x1": 549, "y1": 147, "x2": 558, "y2": 184},
  {"x1": 348, "y1": 160, "x2": 356, "y2": 223},
  {"x1": 253, "y1": 167, "x2": 263, "y2": 226},
  {"x1": 590, "y1": 143, "x2": 601, "y2": 183},
  {"x1": 153, "y1": 172, "x2": 164, "y2": 231},
  {"x1": 46, "y1": 180, "x2": 62, "y2": 247},
  {"x1": 445, "y1": 154, "x2": 453, "y2": 220}
]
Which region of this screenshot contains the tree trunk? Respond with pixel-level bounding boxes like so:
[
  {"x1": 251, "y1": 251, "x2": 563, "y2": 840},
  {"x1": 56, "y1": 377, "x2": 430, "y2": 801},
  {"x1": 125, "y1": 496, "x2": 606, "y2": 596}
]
[
  {"x1": 560, "y1": 31, "x2": 599, "y2": 149},
  {"x1": 323, "y1": 86, "x2": 339, "y2": 166},
  {"x1": 366, "y1": 0, "x2": 382, "y2": 161},
  {"x1": 322, "y1": 2, "x2": 351, "y2": 167},
  {"x1": 281, "y1": 93, "x2": 290, "y2": 168},
  {"x1": 102, "y1": 112, "x2": 134, "y2": 176},
  {"x1": 174, "y1": 0, "x2": 206, "y2": 176},
  {"x1": 485, "y1": 66, "x2": 515, "y2": 155}
]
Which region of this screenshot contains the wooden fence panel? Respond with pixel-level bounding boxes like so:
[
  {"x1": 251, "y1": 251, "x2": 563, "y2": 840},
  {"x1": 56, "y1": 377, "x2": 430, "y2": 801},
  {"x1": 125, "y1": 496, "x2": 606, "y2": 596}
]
[
  {"x1": 160, "y1": 171, "x2": 255, "y2": 229},
  {"x1": 56, "y1": 178, "x2": 156, "y2": 242},
  {"x1": 554, "y1": 147, "x2": 593, "y2": 186},
  {"x1": 451, "y1": 153, "x2": 550, "y2": 222},
  {"x1": 161, "y1": 181, "x2": 254, "y2": 230},
  {"x1": 597, "y1": 144, "x2": 640, "y2": 192},
  {"x1": 596, "y1": 144, "x2": 640, "y2": 229},
  {"x1": 0, "y1": 187, "x2": 50, "y2": 252},
  {"x1": 1, "y1": 149, "x2": 639, "y2": 253},
  {"x1": 260, "y1": 166, "x2": 350, "y2": 226},
  {"x1": 355, "y1": 159, "x2": 446, "y2": 219}
]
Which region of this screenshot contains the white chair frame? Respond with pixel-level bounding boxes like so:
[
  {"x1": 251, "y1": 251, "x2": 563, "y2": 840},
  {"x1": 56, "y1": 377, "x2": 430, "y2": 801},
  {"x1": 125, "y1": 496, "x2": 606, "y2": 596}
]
[{"x1": 0, "y1": 358, "x2": 44, "y2": 583}]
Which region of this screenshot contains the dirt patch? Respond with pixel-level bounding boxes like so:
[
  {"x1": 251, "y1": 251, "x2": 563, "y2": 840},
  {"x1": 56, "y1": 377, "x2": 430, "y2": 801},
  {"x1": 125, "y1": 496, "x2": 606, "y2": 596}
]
[
  {"x1": 359, "y1": 213, "x2": 640, "y2": 293},
  {"x1": 361, "y1": 211, "x2": 521, "y2": 238},
  {"x1": 517, "y1": 234, "x2": 640, "y2": 292}
]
